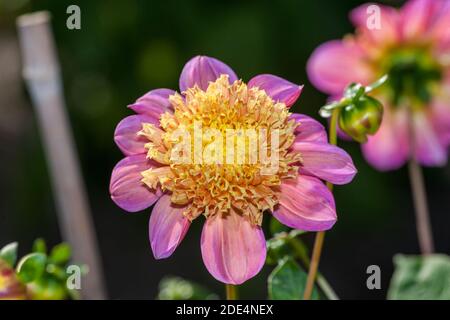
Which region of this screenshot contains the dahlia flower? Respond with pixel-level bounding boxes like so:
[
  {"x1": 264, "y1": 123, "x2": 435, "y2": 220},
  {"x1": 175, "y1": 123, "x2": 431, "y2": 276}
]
[
  {"x1": 110, "y1": 56, "x2": 356, "y2": 284},
  {"x1": 308, "y1": 0, "x2": 450, "y2": 170}
]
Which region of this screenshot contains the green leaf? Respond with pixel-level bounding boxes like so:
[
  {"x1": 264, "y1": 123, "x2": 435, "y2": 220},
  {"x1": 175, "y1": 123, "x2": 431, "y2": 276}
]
[
  {"x1": 388, "y1": 254, "x2": 450, "y2": 300},
  {"x1": 27, "y1": 274, "x2": 68, "y2": 300},
  {"x1": 266, "y1": 236, "x2": 289, "y2": 265},
  {"x1": 46, "y1": 264, "x2": 68, "y2": 281},
  {"x1": 266, "y1": 230, "x2": 307, "y2": 265},
  {"x1": 0, "y1": 242, "x2": 18, "y2": 267},
  {"x1": 49, "y1": 243, "x2": 71, "y2": 265},
  {"x1": 16, "y1": 253, "x2": 47, "y2": 283},
  {"x1": 33, "y1": 238, "x2": 47, "y2": 254},
  {"x1": 268, "y1": 257, "x2": 319, "y2": 300},
  {"x1": 157, "y1": 276, "x2": 218, "y2": 300},
  {"x1": 288, "y1": 229, "x2": 307, "y2": 238},
  {"x1": 269, "y1": 217, "x2": 289, "y2": 236}
]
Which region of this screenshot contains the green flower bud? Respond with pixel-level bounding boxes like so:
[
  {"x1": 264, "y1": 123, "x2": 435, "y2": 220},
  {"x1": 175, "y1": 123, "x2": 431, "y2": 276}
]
[{"x1": 339, "y1": 95, "x2": 383, "y2": 143}]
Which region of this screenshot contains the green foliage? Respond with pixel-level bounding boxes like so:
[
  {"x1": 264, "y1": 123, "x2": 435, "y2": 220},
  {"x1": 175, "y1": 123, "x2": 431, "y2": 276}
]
[
  {"x1": 157, "y1": 276, "x2": 218, "y2": 300},
  {"x1": 269, "y1": 217, "x2": 289, "y2": 235},
  {"x1": 266, "y1": 230, "x2": 337, "y2": 300},
  {"x1": 0, "y1": 242, "x2": 18, "y2": 267},
  {"x1": 266, "y1": 229, "x2": 307, "y2": 265},
  {"x1": 49, "y1": 243, "x2": 71, "y2": 265},
  {"x1": 266, "y1": 237, "x2": 291, "y2": 265},
  {"x1": 1, "y1": 239, "x2": 82, "y2": 300},
  {"x1": 268, "y1": 257, "x2": 319, "y2": 300},
  {"x1": 16, "y1": 253, "x2": 47, "y2": 283},
  {"x1": 388, "y1": 254, "x2": 450, "y2": 300},
  {"x1": 32, "y1": 238, "x2": 47, "y2": 254},
  {"x1": 26, "y1": 240, "x2": 80, "y2": 300},
  {"x1": 27, "y1": 275, "x2": 68, "y2": 300}
]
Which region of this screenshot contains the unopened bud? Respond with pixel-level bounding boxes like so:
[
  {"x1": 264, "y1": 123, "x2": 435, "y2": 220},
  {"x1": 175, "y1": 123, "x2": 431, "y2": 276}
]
[{"x1": 339, "y1": 95, "x2": 383, "y2": 143}]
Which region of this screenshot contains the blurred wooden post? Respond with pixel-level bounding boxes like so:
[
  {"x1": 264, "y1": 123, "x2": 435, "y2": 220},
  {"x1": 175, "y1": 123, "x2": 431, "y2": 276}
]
[{"x1": 16, "y1": 11, "x2": 106, "y2": 299}]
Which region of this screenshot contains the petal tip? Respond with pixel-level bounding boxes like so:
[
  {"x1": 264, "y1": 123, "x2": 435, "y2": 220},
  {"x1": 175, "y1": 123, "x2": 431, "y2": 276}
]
[
  {"x1": 148, "y1": 195, "x2": 190, "y2": 260},
  {"x1": 150, "y1": 242, "x2": 172, "y2": 260},
  {"x1": 200, "y1": 214, "x2": 266, "y2": 285},
  {"x1": 179, "y1": 55, "x2": 238, "y2": 92},
  {"x1": 110, "y1": 155, "x2": 162, "y2": 212},
  {"x1": 248, "y1": 74, "x2": 303, "y2": 107}
]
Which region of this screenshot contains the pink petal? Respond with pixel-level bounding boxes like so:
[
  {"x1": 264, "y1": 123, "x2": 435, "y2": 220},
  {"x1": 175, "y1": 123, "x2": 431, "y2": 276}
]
[
  {"x1": 292, "y1": 141, "x2": 357, "y2": 185},
  {"x1": 350, "y1": 3, "x2": 400, "y2": 45},
  {"x1": 307, "y1": 40, "x2": 373, "y2": 95},
  {"x1": 128, "y1": 88, "x2": 175, "y2": 116},
  {"x1": 110, "y1": 154, "x2": 163, "y2": 212},
  {"x1": 200, "y1": 212, "x2": 266, "y2": 285},
  {"x1": 429, "y1": 1, "x2": 450, "y2": 49},
  {"x1": 290, "y1": 113, "x2": 327, "y2": 143},
  {"x1": 248, "y1": 74, "x2": 303, "y2": 107},
  {"x1": 431, "y1": 98, "x2": 450, "y2": 146},
  {"x1": 362, "y1": 107, "x2": 410, "y2": 171},
  {"x1": 114, "y1": 114, "x2": 155, "y2": 156},
  {"x1": 179, "y1": 56, "x2": 238, "y2": 92},
  {"x1": 274, "y1": 175, "x2": 336, "y2": 231},
  {"x1": 149, "y1": 194, "x2": 190, "y2": 259},
  {"x1": 400, "y1": 0, "x2": 438, "y2": 40},
  {"x1": 412, "y1": 111, "x2": 447, "y2": 167}
]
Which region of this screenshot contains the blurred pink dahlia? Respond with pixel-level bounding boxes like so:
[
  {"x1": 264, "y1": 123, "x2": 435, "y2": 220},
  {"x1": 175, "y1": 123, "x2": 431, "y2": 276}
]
[
  {"x1": 110, "y1": 56, "x2": 356, "y2": 284},
  {"x1": 308, "y1": 0, "x2": 450, "y2": 170}
]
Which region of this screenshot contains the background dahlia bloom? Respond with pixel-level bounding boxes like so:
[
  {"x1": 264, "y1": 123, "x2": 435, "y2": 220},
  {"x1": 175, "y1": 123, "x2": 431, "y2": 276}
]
[
  {"x1": 110, "y1": 56, "x2": 356, "y2": 284},
  {"x1": 308, "y1": 0, "x2": 450, "y2": 171}
]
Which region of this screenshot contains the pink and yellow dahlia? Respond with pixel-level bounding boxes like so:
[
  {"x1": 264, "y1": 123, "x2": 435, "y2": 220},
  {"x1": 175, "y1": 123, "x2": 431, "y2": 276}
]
[
  {"x1": 110, "y1": 56, "x2": 356, "y2": 284},
  {"x1": 308, "y1": 0, "x2": 450, "y2": 170}
]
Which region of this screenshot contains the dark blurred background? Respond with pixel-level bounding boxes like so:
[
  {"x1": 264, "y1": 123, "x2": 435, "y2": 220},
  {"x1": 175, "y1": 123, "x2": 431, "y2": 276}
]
[{"x1": 0, "y1": 0, "x2": 449, "y2": 299}]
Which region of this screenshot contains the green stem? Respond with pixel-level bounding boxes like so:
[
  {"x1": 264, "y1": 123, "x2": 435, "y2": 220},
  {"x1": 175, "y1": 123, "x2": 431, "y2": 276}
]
[
  {"x1": 225, "y1": 284, "x2": 238, "y2": 300},
  {"x1": 407, "y1": 107, "x2": 434, "y2": 255},
  {"x1": 408, "y1": 159, "x2": 435, "y2": 254},
  {"x1": 303, "y1": 231, "x2": 325, "y2": 300},
  {"x1": 326, "y1": 108, "x2": 338, "y2": 191},
  {"x1": 288, "y1": 237, "x2": 339, "y2": 300},
  {"x1": 316, "y1": 275, "x2": 339, "y2": 301},
  {"x1": 303, "y1": 109, "x2": 339, "y2": 300},
  {"x1": 287, "y1": 237, "x2": 310, "y2": 266}
]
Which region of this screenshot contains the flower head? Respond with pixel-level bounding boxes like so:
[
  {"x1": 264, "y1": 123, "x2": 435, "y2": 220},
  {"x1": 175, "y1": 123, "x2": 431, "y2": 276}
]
[
  {"x1": 308, "y1": 0, "x2": 450, "y2": 170},
  {"x1": 110, "y1": 56, "x2": 356, "y2": 284}
]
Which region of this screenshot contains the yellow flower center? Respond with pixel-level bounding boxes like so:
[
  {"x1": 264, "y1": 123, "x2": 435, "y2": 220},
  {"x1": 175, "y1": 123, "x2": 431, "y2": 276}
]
[{"x1": 139, "y1": 75, "x2": 300, "y2": 225}]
